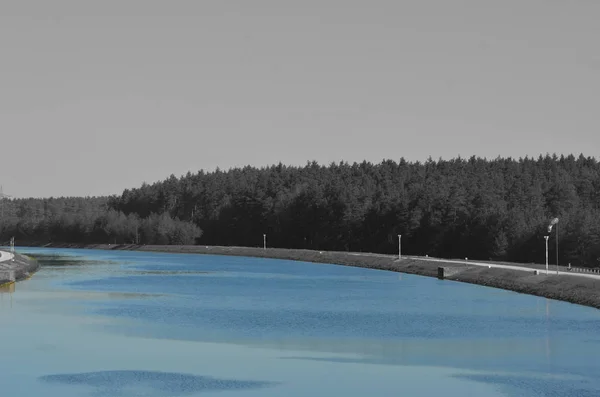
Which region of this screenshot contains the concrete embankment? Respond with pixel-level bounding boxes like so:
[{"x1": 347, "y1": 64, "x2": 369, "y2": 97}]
[
  {"x1": 20, "y1": 243, "x2": 600, "y2": 310},
  {"x1": 0, "y1": 250, "x2": 40, "y2": 286}
]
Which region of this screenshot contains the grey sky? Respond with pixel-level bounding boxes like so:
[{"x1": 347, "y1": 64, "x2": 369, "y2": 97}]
[{"x1": 1, "y1": 0, "x2": 599, "y2": 198}]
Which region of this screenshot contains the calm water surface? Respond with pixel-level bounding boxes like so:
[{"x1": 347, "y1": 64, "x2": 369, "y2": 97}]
[{"x1": 1, "y1": 247, "x2": 600, "y2": 397}]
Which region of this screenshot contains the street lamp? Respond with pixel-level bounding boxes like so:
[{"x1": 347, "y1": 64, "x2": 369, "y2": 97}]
[
  {"x1": 548, "y1": 218, "x2": 559, "y2": 275},
  {"x1": 544, "y1": 235, "x2": 549, "y2": 275},
  {"x1": 556, "y1": 221, "x2": 559, "y2": 275},
  {"x1": 398, "y1": 234, "x2": 402, "y2": 260}
]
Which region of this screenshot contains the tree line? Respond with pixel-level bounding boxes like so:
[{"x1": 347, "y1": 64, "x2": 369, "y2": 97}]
[
  {"x1": 2, "y1": 154, "x2": 599, "y2": 266},
  {"x1": 0, "y1": 197, "x2": 201, "y2": 245}
]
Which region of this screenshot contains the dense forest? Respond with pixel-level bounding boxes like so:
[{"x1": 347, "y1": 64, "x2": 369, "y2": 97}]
[
  {"x1": 0, "y1": 197, "x2": 201, "y2": 246},
  {"x1": 1, "y1": 154, "x2": 600, "y2": 267}
]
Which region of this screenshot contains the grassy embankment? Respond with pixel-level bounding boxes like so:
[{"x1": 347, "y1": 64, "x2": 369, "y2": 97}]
[{"x1": 19, "y1": 242, "x2": 600, "y2": 310}]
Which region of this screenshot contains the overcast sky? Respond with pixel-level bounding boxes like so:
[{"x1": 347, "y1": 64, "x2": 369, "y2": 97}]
[{"x1": 1, "y1": 0, "x2": 599, "y2": 198}]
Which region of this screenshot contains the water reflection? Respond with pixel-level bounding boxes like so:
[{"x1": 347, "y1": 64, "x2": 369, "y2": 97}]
[
  {"x1": 0, "y1": 282, "x2": 15, "y2": 293},
  {"x1": 125, "y1": 270, "x2": 214, "y2": 276},
  {"x1": 10, "y1": 248, "x2": 600, "y2": 397},
  {"x1": 95, "y1": 319, "x2": 595, "y2": 381},
  {"x1": 39, "y1": 370, "x2": 278, "y2": 397},
  {"x1": 0, "y1": 282, "x2": 15, "y2": 309},
  {"x1": 30, "y1": 253, "x2": 118, "y2": 267},
  {"x1": 454, "y1": 373, "x2": 597, "y2": 397}
]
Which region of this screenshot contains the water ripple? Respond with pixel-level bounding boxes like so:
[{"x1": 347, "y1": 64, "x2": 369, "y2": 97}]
[{"x1": 39, "y1": 370, "x2": 278, "y2": 396}]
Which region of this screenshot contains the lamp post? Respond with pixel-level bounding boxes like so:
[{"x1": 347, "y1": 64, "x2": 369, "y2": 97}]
[
  {"x1": 398, "y1": 234, "x2": 402, "y2": 260},
  {"x1": 544, "y1": 236, "x2": 549, "y2": 275},
  {"x1": 556, "y1": 222, "x2": 559, "y2": 275},
  {"x1": 547, "y1": 217, "x2": 559, "y2": 275},
  {"x1": 263, "y1": 234, "x2": 266, "y2": 250}
]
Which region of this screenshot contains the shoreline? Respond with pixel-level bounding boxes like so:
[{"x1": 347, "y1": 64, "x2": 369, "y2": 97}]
[
  {"x1": 18, "y1": 243, "x2": 600, "y2": 311},
  {"x1": 0, "y1": 251, "x2": 40, "y2": 286}
]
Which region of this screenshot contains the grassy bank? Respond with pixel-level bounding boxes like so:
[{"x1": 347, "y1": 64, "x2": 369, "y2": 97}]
[{"x1": 20, "y1": 243, "x2": 600, "y2": 311}]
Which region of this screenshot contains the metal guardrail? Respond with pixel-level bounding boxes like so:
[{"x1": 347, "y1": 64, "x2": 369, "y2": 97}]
[{"x1": 571, "y1": 267, "x2": 600, "y2": 274}]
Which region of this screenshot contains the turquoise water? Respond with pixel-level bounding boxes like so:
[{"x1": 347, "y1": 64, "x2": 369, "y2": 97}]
[{"x1": 1, "y1": 248, "x2": 600, "y2": 397}]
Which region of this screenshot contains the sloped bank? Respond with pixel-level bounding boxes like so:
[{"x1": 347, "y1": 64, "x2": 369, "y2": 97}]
[
  {"x1": 0, "y1": 252, "x2": 40, "y2": 286},
  {"x1": 22, "y1": 243, "x2": 600, "y2": 311}
]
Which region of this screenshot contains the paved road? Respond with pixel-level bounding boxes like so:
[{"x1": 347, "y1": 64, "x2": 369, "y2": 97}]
[
  {"x1": 0, "y1": 250, "x2": 14, "y2": 263},
  {"x1": 345, "y1": 251, "x2": 600, "y2": 280},
  {"x1": 0, "y1": 249, "x2": 16, "y2": 283},
  {"x1": 409, "y1": 256, "x2": 600, "y2": 280}
]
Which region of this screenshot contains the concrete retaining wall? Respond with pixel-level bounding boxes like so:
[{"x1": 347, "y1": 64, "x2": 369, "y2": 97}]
[
  {"x1": 437, "y1": 266, "x2": 466, "y2": 280},
  {"x1": 0, "y1": 253, "x2": 39, "y2": 283},
  {"x1": 0, "y1": 270, "x2": 16, "y2": 283}
]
